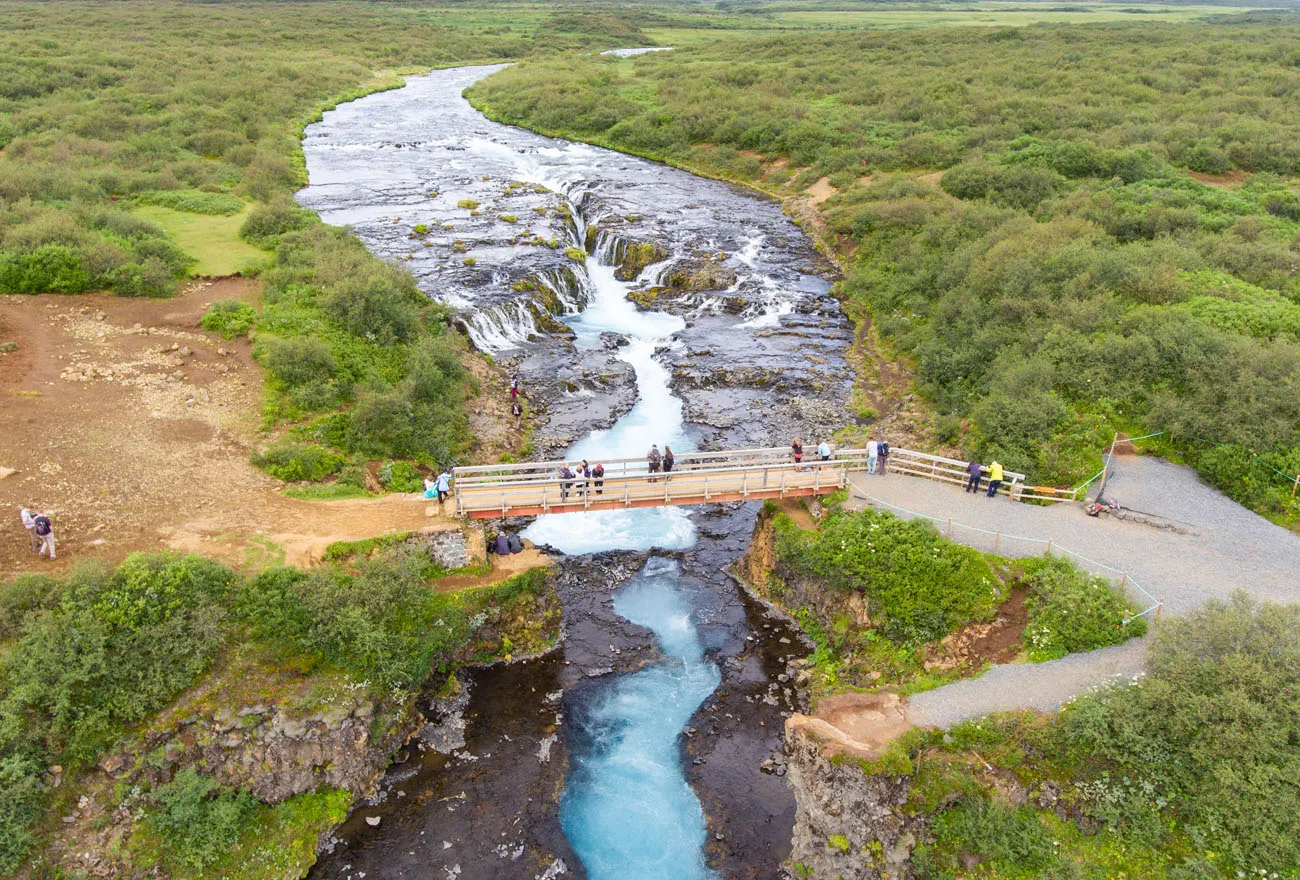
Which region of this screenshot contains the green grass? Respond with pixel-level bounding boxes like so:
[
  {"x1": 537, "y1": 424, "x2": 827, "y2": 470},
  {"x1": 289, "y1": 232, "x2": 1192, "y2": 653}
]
[{"x1": 133, "y1": 205, "x2": 267, "y2": 277}]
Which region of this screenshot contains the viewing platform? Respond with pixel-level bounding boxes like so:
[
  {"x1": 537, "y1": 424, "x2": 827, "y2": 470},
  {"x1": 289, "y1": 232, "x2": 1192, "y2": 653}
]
[{"x1": 451, "y1": 446, "x2": 1067, "y2": 519}]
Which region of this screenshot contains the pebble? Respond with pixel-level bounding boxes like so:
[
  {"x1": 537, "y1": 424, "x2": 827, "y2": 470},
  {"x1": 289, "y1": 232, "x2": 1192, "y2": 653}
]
[{"x1": 365, "y1": 815, "x2": 382, "y2": 826}]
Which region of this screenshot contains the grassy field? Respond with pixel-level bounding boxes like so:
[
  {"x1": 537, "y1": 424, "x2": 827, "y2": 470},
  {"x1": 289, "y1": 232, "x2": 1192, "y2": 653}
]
[{"x1": 133, "y1": 205, "x2": 267, "y2": 277}]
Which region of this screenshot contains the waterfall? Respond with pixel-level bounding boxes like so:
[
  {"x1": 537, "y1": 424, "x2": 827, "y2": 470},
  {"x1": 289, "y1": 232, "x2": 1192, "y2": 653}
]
[
  {"x1": 535, "y1": 266, "x2": 592, "y2": 314},
  {"x1": 462, "y1": 301, "x2": 540, "y2": 352}
]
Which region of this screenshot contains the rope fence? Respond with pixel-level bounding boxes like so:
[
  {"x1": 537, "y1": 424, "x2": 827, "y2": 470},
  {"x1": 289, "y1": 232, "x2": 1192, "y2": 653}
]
[{"x1": 849, "y1": 489, "x2": 1163, "y2": 624}]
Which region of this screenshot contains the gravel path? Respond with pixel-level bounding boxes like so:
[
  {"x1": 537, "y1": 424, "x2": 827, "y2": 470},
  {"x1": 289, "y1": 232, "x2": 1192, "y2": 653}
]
[{"x1": 843, "y1": 456, "x2": 1300, "y2": 728}]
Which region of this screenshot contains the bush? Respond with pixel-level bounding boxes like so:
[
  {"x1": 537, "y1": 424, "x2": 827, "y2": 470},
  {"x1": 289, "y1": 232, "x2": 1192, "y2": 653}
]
[
  {"x1": 0, "y1": 756, "x2": 45, "y2": 875},
  {"x1": 200, "y1": 299, "x2": 256, "y2": 339},
  {"x1": 136, "y1": 189, "x2": 245, "y2": 216},
  {"x1": 320, "y1": 271, "x2": 420, "y2": 343},
  {"x1": 239, "y1": 201, "x2": 313, "y2": 247},
  {"x1": 259, "y1": 336, "x2": 337, "y2": 388},
  {"x1": 142, "y1": 770, "x2": 259, "y2": 871},
  {"x1": 379, "y1": 459, "x2": 423, "y2": 493},
  {"x1": 251, "y1": 441, "x2": 344, "y2": 482},
  {"x1": 1020, "y1": 556, "x2": 1147, "y2": 661},
  {"x1": 0, "y1": 573, "x2": 59, "y2": 640},
  {"x1": 775, "y1": 508, "x2": 998, "y2": 643}
]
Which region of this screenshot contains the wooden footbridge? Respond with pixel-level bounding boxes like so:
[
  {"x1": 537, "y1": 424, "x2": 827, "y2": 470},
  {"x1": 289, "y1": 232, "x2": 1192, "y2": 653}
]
[{"x1": 451, "y1": 446, "x2": 1073, "y2": 519}]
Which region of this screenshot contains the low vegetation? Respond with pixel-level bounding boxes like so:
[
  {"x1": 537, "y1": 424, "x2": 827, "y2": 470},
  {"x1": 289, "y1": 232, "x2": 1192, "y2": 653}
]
[
  {"x1": 0, "y1": 549, "x2": 559, "y2": 873},
  {"x1": 756, "y1": 502, "x2": 1144, "y2": 694},
  {"x1": 885, "y1": 594, "x2": 1299, "y2": 880},
  {"x1": 468, "y1": 16, "x2": 1300, "y2": 521}
]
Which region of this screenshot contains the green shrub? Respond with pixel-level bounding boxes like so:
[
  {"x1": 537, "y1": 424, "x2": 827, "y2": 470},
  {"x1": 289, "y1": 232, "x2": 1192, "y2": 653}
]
[
  {"x1": 259, "y1": 336, "x2": 337, "y2": 388},
  {"x1": 1020, "y1": 556, "x2": 1147, "y2": 660},
  {"x1": 251, "y1": 441, "x2": 344, "y2": 482},
  {"x1": 0, "y1": 756, "x2": 45, "y2": 874},
  {"x1": 200, "y1": 299, "x2": 256, "y2": 339},
  {"x1": 142, "y1": 770, "x2": 259, "y2": 871},
  {"x1": 320, "y1": 271, "x2": 420, "y2": 344},
  {"x1": 775, "y1": 508, "x2": 998, "y2": 643},
  {"x1": 918, "y1": 798, "x2": 1059, "y2": 876},
  {"x1": 238, "y1": 201, "x2": 313, "y2": 248},
  {"x1": 136, "y1": 189, "x2": 245, "y2": 216},
  {"x1": 379, "y1": 459, "x2": 423, "y2": 493},
  {"x1": 0, "y1": 573, "x2": 59, "y2": 640}
]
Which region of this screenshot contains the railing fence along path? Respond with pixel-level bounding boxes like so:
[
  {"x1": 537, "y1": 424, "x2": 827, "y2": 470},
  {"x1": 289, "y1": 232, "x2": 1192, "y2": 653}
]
[{"x1": 451, "y1": 445, "x2": 1083, "y2": 519}]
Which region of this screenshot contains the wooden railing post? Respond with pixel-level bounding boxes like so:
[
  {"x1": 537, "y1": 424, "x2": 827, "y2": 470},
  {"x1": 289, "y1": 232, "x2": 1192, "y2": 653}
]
[{"x1": 994, "y1": 530, "x2": 1001, "y2": 553}]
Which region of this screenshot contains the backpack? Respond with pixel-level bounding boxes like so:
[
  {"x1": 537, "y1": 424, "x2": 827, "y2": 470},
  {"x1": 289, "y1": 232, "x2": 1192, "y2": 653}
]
[
  {"x1": 33, "y1": 516, "x2": 51, "y2": 537},
  {"x1": 878, "y1": 441, "x2": 890, "y2": 456}
]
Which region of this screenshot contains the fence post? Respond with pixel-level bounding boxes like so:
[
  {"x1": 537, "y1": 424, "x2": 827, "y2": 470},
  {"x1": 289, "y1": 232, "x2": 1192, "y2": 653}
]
[
  {"x1": 1293, "y1": 474, "x2": 1299, "y2": 498},
  {"x1": 1045, "y1": 538, "x2": 1053, "y2": 556},
  {"x1": 1120, "y1": 571, "x2": 1128, "y2": 590},
  {"x1": 945, "y1": 517, "x2": 952, "y2": 538},
  {"x1": 994, "y1": 530, "x2": 1001, "y2": 553}
]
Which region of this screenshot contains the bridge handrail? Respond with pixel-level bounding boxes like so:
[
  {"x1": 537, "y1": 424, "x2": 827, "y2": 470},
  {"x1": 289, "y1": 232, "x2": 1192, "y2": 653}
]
[
  {"x1": 455, "y1": 454, "x2": 864, "y2": 492},
  {"x1": 452, "y1": 446, "x2": 796, "y2": 479}
]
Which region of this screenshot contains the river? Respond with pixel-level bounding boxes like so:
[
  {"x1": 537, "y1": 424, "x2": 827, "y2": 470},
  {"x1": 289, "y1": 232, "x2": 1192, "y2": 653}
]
[{"x1": 298, "y1": 65, "x2": 852, "y2": 880}]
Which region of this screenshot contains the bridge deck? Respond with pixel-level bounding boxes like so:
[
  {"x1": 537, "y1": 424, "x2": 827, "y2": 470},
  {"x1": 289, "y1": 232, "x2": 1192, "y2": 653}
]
[{"x1": 451, "y1": 446, "x2": 1052, "y2": 519}]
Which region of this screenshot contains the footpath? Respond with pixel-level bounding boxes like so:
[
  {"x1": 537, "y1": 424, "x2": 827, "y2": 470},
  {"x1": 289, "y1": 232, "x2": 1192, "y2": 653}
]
[{"x1": 842, "y1": 455, "x2": 1300, "y2": 728}]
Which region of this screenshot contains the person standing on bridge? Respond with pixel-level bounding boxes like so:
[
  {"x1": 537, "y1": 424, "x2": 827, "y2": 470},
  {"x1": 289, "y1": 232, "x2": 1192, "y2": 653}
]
[
  {"x1": 792, "y1": 438, "x2": 804, "y2": 469},
  {"x1": 817, "y1": 440, "x2": 832, "y2": 462},
  {"x1": 663, "y1": 445, "x2": 675, "y2": 476},
  {"x1": 558, "y1": 464, "x2": 575, "y2": 501},
  {"x1": 648, "y1": 444, "x2": 662, "y2": 480},
  {"x1": 986, "y1": 460, "x2": 1004, "y2": 498},
  {"x1": 577, "y1": 460, "x2": 591, "y2": 497},
  {"x1": 866, "y1": 438, "x2": 879, "y2": 474},
  {"x1": 965, "y1": 459, "x2": 982, "y2": 493},
  {"x1": 592, "y1": 462, "x2": 605, "y2": 495}
]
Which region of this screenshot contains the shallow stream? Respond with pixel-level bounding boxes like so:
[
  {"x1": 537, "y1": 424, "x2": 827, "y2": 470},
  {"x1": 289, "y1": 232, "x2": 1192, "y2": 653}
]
[{"x1": 298, "y1": 65, "x2": 851, "y2": 879}]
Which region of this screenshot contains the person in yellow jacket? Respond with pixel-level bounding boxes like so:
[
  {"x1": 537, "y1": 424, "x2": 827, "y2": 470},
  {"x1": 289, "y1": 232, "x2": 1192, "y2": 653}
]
[{"x1": 986, "y1": 461, "x2": 1004, "y2": 498}]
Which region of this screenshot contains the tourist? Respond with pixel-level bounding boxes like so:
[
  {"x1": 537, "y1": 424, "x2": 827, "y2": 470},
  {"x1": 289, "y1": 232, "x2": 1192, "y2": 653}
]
[
  {"x1": 423, "y1": 477, "x2": 437, "y2": 499},
  {"x1": 648, "y1": 444, "x2": 662, "y2": 479},
  {"x1": 663, "y1": 445, "x2": 675, "y2": 475},
  {"x1": 33, "y1": 510, "x2": 55, "y2": 561},
  {"x1": 592, "y1": 462, "x2": 605, "y2": 495},
  {"x1": 559, "y1": 464, "x2": 575, "y2": 501},
  {"x1": 817, "y1": 440, "x2": 832, "y2": 462},
  {"x1": 866, "y1": 437, "x2": 879, "y2": 475},
  {"x1": 877, "y1": 439, "x2": 890, "y2": 474},
  {"x1": 435, "y1": 470, "x2": 452, "y2": 505},
  {"x1": 577, "y1": 459, "x2": 591, "y2": 496},
  {"x1": 965, "y1": 459, "x2": 982, "y2": 493},
  {"x1": 986, "y1": 460, "x2": 1004, "y2": 498},
  {"x1": 493, "y1": 532, "x2": 510, "y2": 556},
  {"x1": 507, "y1": 533, "x2": 523, "y2": 554},
  {"x1": 510, "y1": 377, "x2": 521, "y2": 401},
  {"x1": 19, "y1": 504, "x2": 39, "y2": 554},
  {"x1": 792, "y1": 438, "x2": 804, "y2": 468},
  {"x1": 511, "y1": 400, "x2": 523, "y2": 425}
]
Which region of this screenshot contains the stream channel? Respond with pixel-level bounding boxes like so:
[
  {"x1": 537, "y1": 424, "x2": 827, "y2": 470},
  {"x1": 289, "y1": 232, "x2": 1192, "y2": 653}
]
[{"x1": 297, "y1": 65, "x2": 854, "y2": 880}]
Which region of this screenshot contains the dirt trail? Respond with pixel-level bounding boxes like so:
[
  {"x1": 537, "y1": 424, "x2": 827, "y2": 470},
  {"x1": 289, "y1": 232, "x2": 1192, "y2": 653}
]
[{"x1": 0, "y1": 283, "x2": 460, "y2": 576}]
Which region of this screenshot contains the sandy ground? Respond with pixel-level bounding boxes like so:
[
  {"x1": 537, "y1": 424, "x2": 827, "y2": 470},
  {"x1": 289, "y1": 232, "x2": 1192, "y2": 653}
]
[{"x1": 0, "y1": 282, "x2": 462, "y2": 577}]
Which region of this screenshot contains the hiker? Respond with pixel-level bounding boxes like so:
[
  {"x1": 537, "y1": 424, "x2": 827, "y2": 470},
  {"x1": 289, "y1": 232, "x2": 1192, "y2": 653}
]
[
  {"x1": 817, "y1": 440, "x2": 832, "y2": 462},
  {"x1": 435, "y1": 470, "x2": 452, "y2": 505},
  {"x1": 647, "y1": 444, "x2": 662, "y2": 479},
  {"x1": 986, "y1": 461, "x2": 1004, "y2": 498},
  {"x1": 663, "y1": 445, "x2": 675, "y2": 475},
  {"x1": 877, "y1": 439, "x2": 890, "y2": 474},
  {"x1": 559, "y1": 464, "x2": 575, "y2": 501},
  {"x1": 33, "y1": 510, "x2": 55, "y2": 561},
  {"x1": 510, "y1": 377, "x2": 521, "y2": 401},
  {"x1": 792, "y1": 438, "x2": 804, "y2": 468},
  {"x1": 592, "y1": 462, "x2": 605, "y2": 495},
  {"x1": 19, "y1": 505, "x2": 40, "y2": 554},
  {"x1": 866, "y1": 438, "x2": 879, "y2": 475},
  {"x1": 511, "y1": 400, "x2": 523, "y2": 425},
  {"x1": 965, "y1": 459, "x2": 982, "y2": 493}
]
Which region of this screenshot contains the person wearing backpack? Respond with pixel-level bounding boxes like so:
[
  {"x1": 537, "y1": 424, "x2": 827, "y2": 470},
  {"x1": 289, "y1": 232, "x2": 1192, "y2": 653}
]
[
  {"x1": 33, "y1": 510, "x2": 55, "y2": 560},
  {"x1": 877, "y1": 439, "x2": 890, "y2": 474}
]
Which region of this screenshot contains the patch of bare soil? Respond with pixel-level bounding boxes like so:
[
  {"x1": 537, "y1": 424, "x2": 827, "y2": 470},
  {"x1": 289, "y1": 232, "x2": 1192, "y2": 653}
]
[
  {"x1": 1188, "y1": 169, "x2": 1249, "y2": 189},
  {"x1": 463, "y1": 351, "x2": 528, "y2": 463},
  {"x1": 915, "y1": 170, "x2": 946, "y2": 187},
  {"x1": 434, "y1": 545, "x2": 552, "y2": 592},
  {"x1": 787, "y1": 691, "x2": 913, "y2": 760},
  {"x1": 922, "y1": 588, "x2": 1029, "y2": 674},
  {"x1": 0, "y1": 281, "x2": 461, "y2": 577},
  {"x1": 806, "y1": 176, "x2": 837, "y2": 205},
  {"x1": 777, "y1": 498, "x2": 818, "y2": 531}
]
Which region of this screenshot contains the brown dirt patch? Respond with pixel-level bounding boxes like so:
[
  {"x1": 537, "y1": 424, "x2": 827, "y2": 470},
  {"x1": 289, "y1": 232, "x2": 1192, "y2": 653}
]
[
  {"x1": 806, "y1": 176, "x2": 837, "y2": 205},
  {"x1": 787, "y1": 691, "x2": 913, "y2": 760},
  {"x1": 0, "y1": 281, "x2": 463, "y2": 577},
  {"x1": 435, "y1": 545, "x2": 552, "y2": 592},
  {"x1": 1188, "y1": 169, "x2": 1249, "y2": 189},
  {"x1": 915, "y1": 170, "x2": 946, "y2": 187},
  {"x1": 922, "y1": 588, "x2": 1028, "y2": 674},
  {"x1": 776, "y1": 498, "x2": 818, "y2": 530}
]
